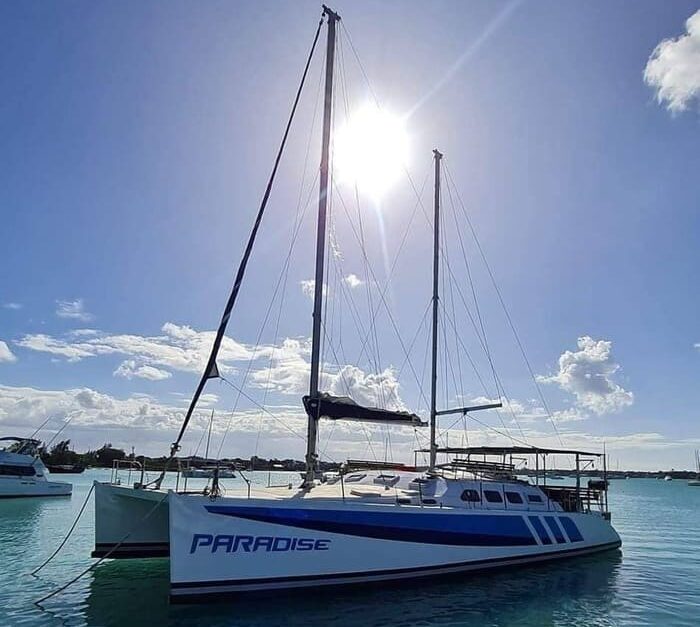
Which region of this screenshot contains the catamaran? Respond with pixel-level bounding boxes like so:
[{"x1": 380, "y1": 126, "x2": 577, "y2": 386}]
[
  {"x1": 91, "y1": 6, "x2": 621, "y2": 601},
  {"x1": 0, "y1": 437, "x2": 72, "y2": 498}
]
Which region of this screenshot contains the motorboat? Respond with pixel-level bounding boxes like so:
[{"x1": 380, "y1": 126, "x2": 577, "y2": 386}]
[{"x1": 0, "y1": 437, "x2": 72, "y2": 498}]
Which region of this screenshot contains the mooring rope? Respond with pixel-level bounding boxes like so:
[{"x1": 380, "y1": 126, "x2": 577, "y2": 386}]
[
  {"x1": 34, "y1": 491, "x2": 168, "y2": 608},
  {"x1": 30, "y1": 483, "x2": 96, "y2": 577}
]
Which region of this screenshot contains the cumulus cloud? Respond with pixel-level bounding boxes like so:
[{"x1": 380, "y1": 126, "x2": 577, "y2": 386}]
[
  {"x1": 56, "y1": 298, "x2": 94, "y2": 322},
  {"x1": 16, "y1": 322, "x2": 260, "y2": 375},
  {"x1": 114, "y1": 360, "x2": 172, "y2": 381},
  {"x1": 0, "y1": 381, "x2": 695, "y2": 468},
  {"x1": 250, "y1": 338, "x2": 311, "y2": 394},
  {"x1": 343, "y1": 274, "x2": 363, "y2": 289},
  {"x1": 644, "y1": 10, "x2": 700, "y2": 113},
  {"x1": 248, "y1": 338, "x2": 407, "y2": 410},
  {"x1": 2, "y1": 302, "x2": 22, "y2": 310},
  {"x1": 0, "y1": 341, "x2": 17, "y2": 363},
  {"x1": 329, "y1": 365, "x2": 405, "y2": 410},
  {"x1": 537, "y1": 336, "x2": 633, "y2": 415}
]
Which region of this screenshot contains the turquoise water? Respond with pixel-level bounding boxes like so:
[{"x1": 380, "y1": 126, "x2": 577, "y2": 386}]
[{"x1": 1, "y1": 471, "x2": 699, "y2": 626}]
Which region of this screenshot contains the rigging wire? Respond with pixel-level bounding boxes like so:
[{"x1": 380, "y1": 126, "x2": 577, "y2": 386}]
[
  {"x1": 443, "y1": 163, "x2": 566, "y2": 448},
  {"x1": 156, "y1": 15, "x2": 326, "y2": 485},
  {"x1": 218, "y1": 376, "x2": 337, "y2": 464}
]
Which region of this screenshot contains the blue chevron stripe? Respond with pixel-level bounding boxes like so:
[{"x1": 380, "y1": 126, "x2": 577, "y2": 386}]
[{"x1": 204, "y1": 506, "x2": 538, "y2": 547}]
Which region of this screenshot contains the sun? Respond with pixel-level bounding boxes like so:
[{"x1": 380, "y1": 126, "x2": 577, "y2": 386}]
[{"x1": 333, "y1": 103, "x2": 409, "y2": 199}]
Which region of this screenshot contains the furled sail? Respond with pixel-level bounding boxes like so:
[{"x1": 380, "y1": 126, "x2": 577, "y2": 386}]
[{"x1": 303, "y1": 393, "x2": 426, "y2": 426}]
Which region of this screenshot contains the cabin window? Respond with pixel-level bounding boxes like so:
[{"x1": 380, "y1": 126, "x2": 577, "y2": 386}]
[
  {"x1": 483, "y1": 490, "x2": 503, "y2": 503},
  {"x1": 345, "y1": 474, "x2": 366, "y2": 483},
  {"x1": 505, "y1": 491, "x2": 523, "y2": 504},
  {"x1": 422, "y1": 498, "x2": 437, "y2": 505},
  {"x1": 0, "y1": 464, "x2": 35, "y2": 477},
  {"x1": 460, "y1": 489, "x2": 481, "y2": 502},
  {"x1": 527, "y1": 494, "x2": 543, "y2": 503}
]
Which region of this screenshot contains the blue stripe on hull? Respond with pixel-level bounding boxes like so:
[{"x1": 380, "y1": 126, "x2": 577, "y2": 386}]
[
  {"x1": 204, "y1": 506, "x2": 537, "y2": 547},
  {"x1": 544, "y1": 516, "x2": 566, "y2": 544},
  {"x1": 528, "y1": 516, "x2": 553, "y2": 544},
  {"x1": 559, "y1": 516, "x2": 584, "y2": 542}
]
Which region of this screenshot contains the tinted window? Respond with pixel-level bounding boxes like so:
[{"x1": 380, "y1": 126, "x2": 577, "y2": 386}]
[
  {"x1": 505, "y1": 491, "x2": 523, "y2": 504},
  {"x1": 483, "y1": 490, "x2": 503, "y2": 503},
  {"x1": 421, "y1": 498, "x2": 437, "y2": 505},
  {"x1": 0, "y1": 464, "x2": 35, "y2": 476},
  {"x1": 461, "y1": 489, "x2": 481, "y2": 502},
  {"x1": 527, "y1": 494, "x2": 543, "y2": 503}
]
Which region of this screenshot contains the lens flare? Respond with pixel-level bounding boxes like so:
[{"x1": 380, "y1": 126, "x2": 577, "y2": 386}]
[{"x1": 333, "y1": 103, "x2": 409, "y2": 199}]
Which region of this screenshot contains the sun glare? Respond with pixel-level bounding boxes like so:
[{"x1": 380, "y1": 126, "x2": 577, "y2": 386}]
[{"x1": 333, "y1": 103, "x2": 409, "y2": 199}]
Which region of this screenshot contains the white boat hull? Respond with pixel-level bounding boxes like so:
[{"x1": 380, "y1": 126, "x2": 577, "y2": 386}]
[
  {"x1": 92, "y1": 481, "x2": 169, "y2": 557},
  {"x1": 0, "y1": 478, "x2": 71, "y2": 498},
  {"x1": 168, "y1": 493, "x2": 621, "y2": 601}
]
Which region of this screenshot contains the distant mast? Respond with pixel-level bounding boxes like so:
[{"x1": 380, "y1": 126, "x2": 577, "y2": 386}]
[
  {"x1": 429, "y1": 149, "x2": 443, "y2": 471},
  {"x1": 304, "y1": 6, "x2": 340, "y2": 487}
]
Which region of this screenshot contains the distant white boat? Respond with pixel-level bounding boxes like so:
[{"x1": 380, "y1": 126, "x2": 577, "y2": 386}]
[
  {"x1": 181, "y1": 466, "x2": 236, "y2": 479},
  {"x1": 0, "y1": 437, "x2": 72, "y2": 498},
  {"x1": 689, "y1": 450, "x2": 700, "y2": 487},
  {"x1": 664, "y1": 475, "x2": 673, "y2": 481}
]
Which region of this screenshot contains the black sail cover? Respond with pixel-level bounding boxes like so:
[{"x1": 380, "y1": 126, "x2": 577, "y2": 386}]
[{"x1": 303, "y1": 393, "x2": 426, "y2": 426}]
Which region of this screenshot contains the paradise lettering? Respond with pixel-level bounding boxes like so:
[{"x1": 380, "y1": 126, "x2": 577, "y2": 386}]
[{"x1": 190, "y1": 533, "x2": 331, "y2": 554}]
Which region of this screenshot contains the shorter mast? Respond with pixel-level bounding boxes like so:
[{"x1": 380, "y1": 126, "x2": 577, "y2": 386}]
[{"x1": 429, "y1": 149, "x2": 442, "y2": 471}]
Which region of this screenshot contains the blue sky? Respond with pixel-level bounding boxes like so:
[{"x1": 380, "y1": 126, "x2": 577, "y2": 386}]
[{"x1": 1, "y1": 1, "x2": 699, "y2": 469}]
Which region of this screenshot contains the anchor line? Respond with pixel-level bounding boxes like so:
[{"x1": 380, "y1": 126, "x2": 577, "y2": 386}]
[
  {"x1": 34, "y1": 491, "x2": 168, "y2": 607},
  {"x1": 30, "y1": 483, "x2": 95, "y2": 577}
]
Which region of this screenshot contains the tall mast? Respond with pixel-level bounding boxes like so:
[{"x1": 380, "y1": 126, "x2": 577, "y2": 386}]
[
  {"x1": 305, "y1": 6, "x2": 339, "y2": 487},
  {"x1": 429, "y1": 149, "x2": 443, "y2": 471}
]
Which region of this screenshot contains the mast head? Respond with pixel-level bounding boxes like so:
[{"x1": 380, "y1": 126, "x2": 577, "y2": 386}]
[
  {"x1": 433, "y1": 148, "x2": 443, "y2": 160},
  {"x1": 322, "y1": 5, "x2": 341, "y2": 22}
]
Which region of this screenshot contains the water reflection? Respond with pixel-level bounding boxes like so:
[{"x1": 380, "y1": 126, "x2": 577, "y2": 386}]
[{"x1": 83, "y1": 552, "x2": 622, "y2": 627}]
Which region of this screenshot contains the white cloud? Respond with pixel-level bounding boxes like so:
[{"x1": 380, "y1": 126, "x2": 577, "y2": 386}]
[
  {"x1": 329, "y1": 365, "x2": 405, "y2": 410},
  {"x1": 56, "y1": 298, "x2": 94, "y2": 322},
  {"x1": 537, "y1": 336, "x2": 633, "y2": 415},
  {"x1": 0, "y1": 381, "x2": 696, "y2": 469},
  {"x1": 0, "y1": 341, "x2": 17, "y2": 363},
  {"x1": 114, "y1": 360, "x2": 172, "y2": 381},
  {"x1": 644, "y1": 10, "x2": 700, "y2": 113},
  {"x1": 16, "y1": 333, "x2": 99, "y2": 362},
  {"x1": 16, "y1": 322, "x2": 261, "y2": 375},
  {"x1": 250, "y1": 338, "x2": 312, "y2": 394},
  {"x1": 2, "y1": 303, "x2": 22, "y2": 310},
  {"x1": 344, "y1": 274, "x2": 363, "y2": 289},
  {"x1": 300, "y1": 279, "x2": 316, "y2": 299}
]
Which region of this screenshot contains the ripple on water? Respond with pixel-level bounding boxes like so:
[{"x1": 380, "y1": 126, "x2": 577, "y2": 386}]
[{"x1": 1, "y1": 473, "x2": 699, "y2": 626}]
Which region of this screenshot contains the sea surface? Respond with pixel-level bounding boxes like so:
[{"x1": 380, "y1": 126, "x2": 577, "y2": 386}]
[{"x1": 1, "y1": 470, "x2": 699, "y2": 626}]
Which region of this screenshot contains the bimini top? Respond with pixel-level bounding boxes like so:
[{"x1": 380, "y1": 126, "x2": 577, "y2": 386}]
[
  {"x1": 418, "y1": 445, "x2": 603, "y2": 457},
  {"x1": 0, "y1": 437, "x2": 40, "y2": 444}
]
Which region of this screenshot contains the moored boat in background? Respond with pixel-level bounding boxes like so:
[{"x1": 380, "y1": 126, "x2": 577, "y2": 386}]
[{"x1": 0, "y1": 437, "x2": 72, "y2": 498}]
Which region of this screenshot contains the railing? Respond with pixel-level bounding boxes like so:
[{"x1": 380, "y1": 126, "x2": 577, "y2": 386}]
[
  {"x1": 110, "y1": 459, "x2": 144, "y2": 487},
  {"x1": 541, "y1": 485, "x2": 603, "y2": 513}
]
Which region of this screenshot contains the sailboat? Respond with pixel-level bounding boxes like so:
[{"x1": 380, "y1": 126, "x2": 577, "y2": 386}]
[
  {"x1": 689, "y1": 450, "x2": 700, "y2": 487},
  {"x1": 180, "y1": 411, "x2": 236, "y2": 479},
  {"x1": 91, "y1": 6, "x2": 621, "y2": 601}
]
